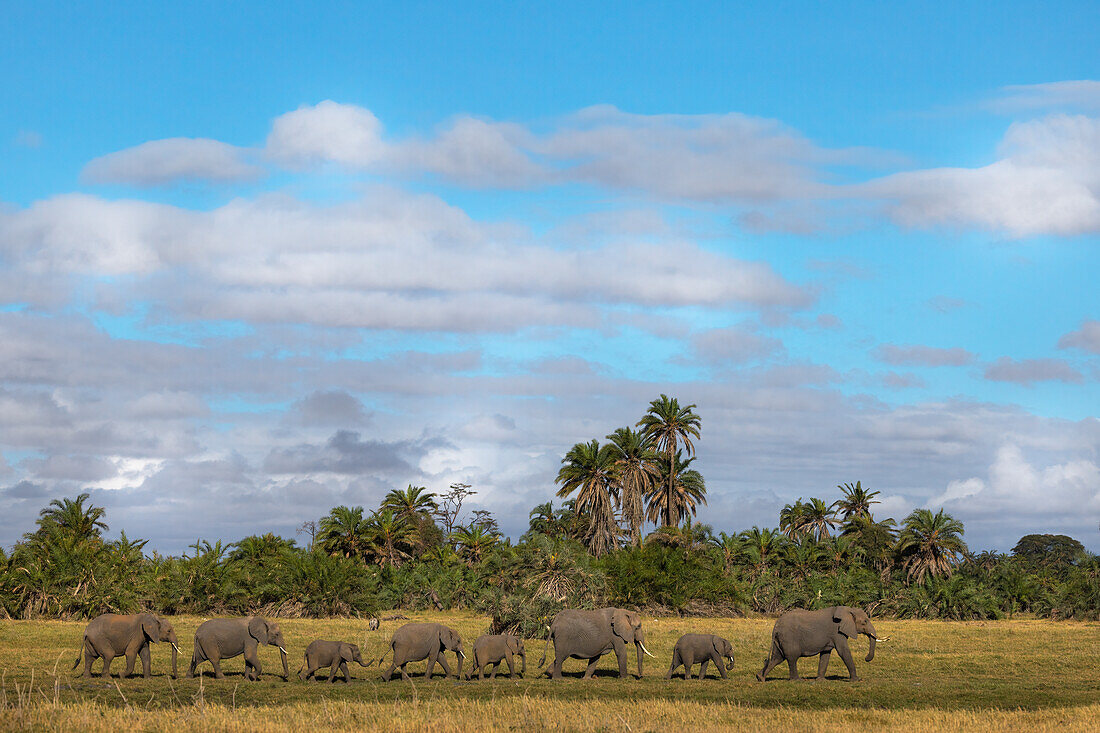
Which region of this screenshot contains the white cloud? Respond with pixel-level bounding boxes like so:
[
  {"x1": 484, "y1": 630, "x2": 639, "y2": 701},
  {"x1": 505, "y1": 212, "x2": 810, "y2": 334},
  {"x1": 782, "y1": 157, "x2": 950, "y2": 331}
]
[
  {"x1": 83, "y1": 138, "x2": 262, "y2": 186},
  {"x1": 992, "y1": 80, "x2": 1100, "y2": 112},
  {"x1": 1058, "y1": 319, "x2": 1100, "y2": 354},
  {"x1": 265, "y1": 101, "x2": 386, "y2": 168},
  {"x1": 983, "y1": 356, "x2": 1084, "y2": 385}
]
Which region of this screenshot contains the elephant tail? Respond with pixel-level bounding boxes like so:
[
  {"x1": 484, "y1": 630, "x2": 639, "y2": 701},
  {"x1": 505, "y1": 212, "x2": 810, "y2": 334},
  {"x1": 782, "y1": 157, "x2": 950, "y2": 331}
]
[
  {"x1": 71, "y1": 635, "x2": 86, "y2": 671},
  {"x1": 538, "y1": 625, "x2": 553, "y2": 668}
]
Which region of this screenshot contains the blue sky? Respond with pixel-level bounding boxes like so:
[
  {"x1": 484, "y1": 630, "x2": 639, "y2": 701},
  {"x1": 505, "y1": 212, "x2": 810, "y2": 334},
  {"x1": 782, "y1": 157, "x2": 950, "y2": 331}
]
[{"x1": 1, "y1": 1, "x2": 1098, "y2": 552}]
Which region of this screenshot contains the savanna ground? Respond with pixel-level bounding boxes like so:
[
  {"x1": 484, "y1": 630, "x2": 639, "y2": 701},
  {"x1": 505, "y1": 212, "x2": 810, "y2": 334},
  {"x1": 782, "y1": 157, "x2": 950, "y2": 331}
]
[{"x1": 0, "y1": 611, "x2": 1097, "y2": 732}]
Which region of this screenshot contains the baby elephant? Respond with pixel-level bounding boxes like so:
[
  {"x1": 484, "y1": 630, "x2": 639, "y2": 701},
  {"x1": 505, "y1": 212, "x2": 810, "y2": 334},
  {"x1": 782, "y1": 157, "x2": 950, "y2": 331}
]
[
  {"x1": 298, "y1": 640, "x2": 370, "y2": 683},
  {"x1": 466, "y1": 634, "x2": 526, "y2": 680},
  {"x1": 665, "y1": 633, "x2": 735, "y2": 680},
  {"x1": 380, "y1": 622, "x2": 465, "y2": 681}
]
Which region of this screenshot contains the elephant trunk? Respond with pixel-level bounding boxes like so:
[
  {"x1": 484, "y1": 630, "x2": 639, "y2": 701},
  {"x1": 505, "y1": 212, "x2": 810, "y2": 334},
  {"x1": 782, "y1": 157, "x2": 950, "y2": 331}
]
[
  {"x1": 279, "y1": 647, "x2": 289, "y2": 679},
  {"x1": 456, "y1": 650, "x2": 464, "y2": 680},
  {"x1": 865, "y1": 626, "x2": 877, "y2": 662},
  {"x1": 170, "y1": 643, "x2": 178, "y2": 679},
  {"x1": 520, "y1": 650, "x2": 526, "y2": 676}
]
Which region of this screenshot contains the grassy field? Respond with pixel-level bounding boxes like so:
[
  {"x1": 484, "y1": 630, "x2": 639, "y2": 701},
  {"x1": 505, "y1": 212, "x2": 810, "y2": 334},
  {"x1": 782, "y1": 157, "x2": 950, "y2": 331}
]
[{"x1": 1, "y1": 611, "x2": 1098, "y2": 731}]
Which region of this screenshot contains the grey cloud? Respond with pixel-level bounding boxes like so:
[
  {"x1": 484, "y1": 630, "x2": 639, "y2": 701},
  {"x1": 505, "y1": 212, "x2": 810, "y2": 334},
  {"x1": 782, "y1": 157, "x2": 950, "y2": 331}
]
[
  {"x1": 288, "y1": 390, "x2": 371, "y2": 428},
  {"x1": 926, "y1": 296, "x2": 970, "y2": 313},
  {"x1": 882, "y1": 372, "x2": 927, "y2": 390},
  {"x1": 83, "y1": 138, "x2": 263, "y2": 187},
  {"x1": 23, "y1": 454, "x2": 118, "y2": 481},
  {"x1": 3, "y1": 480, "x2": 49, "y2": 499},
  {"x1": 983, "y1": 357, "x2": 1085, "y2": 385},
  {"x1": 690, "y1": 326, "x2": 784, "y2": 365},
  {"x1": 1058, "y1": 319, "x2": 1100, "y2": 354},
  {"x1": 263, "y1": 430, "x2": 421, "y2": 476},
  {"x1": 875, "y1": 344, "x2": 976, "y2": 367}
]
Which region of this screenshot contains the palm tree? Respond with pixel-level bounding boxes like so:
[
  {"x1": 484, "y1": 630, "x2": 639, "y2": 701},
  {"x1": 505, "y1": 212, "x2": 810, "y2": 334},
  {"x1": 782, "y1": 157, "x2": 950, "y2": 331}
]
[
  {"x1": 644, "y1": 451, "x2": 706, "y2": 527},
  {"x1": 841, "y1": 512, "x2": 897, "y2": 570},
  {"x1": 836, "y1": 481, "x2": 881, "y2": 520},
  {"x1": 819, "y1": 535, "x2": 866, "y2": 574},
  {"x1": 34, "y1": 493, "x2": 108, "y2": 542},
  {"x1": 454, "y1": 525, "x2": 500, "y2": 566},
  {"x1": 381, "y1": 485, "x2": 438, "y2": 520},
  {"x1": 605, "y1": 427, "x2": 660, "y2": 547},
  {"x1": 317, "y1": 505, "x2": 370, "y2": 559},
  {"x1": 364, "y1": 510, "x2": 414, "y2": 568},
  {"x1": 637, "y1": 394, "x2": 702, "y2": 527},
  {"x1": 896, "y1": 508, "x2": 969, "y2": 584},
  {"x1": 556, "y1": 439, "x2": 620, "y2": 557},
  {"x1": 803, "y1": 497, "x2": 841, "y2": 541},
  {"x1": 740, "y1": 526, "x2": 784, "y2": 574},
  {"x1": 708, "y1": 532, "x2": 747, "y2": 575},
  {"x1": 779, "y1": 499, "x2": 810, "y2": 540},
  {"x1": 528, "y1": 502, "x2": 556, "y2": 536}
]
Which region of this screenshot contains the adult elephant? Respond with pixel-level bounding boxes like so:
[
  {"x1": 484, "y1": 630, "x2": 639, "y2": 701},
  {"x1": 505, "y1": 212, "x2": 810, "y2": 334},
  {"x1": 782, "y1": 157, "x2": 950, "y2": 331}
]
[
  {"x1": 72, "y1": 613, "x2": 179, "y2": 679},
  {"x1": 187, "y1": 617, "x2": 289, "y2": 681},
  {"x1": 379, "y1": 622, "x2": 465, "y2": 681},
  {"x1": 539, "y1": 607, "x2": 654, "y2": 679},
  {"x1": 757, "y1": 606, "x2": 882, "y2": 682}
]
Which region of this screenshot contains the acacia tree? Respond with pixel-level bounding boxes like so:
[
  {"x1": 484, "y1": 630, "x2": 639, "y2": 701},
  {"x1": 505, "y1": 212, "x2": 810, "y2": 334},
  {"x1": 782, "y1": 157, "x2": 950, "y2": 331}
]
[
  {"x1": 637, "y1": 395, "x2": 702, "y2": 528},
  {"x1": 606, "y1": 427, "x2": 659, "y2": 548},
  {"x1": 555, "y1": 439, "x2": 620, "y2": 557},
  {"x1": 896, "y1": 508, "x2": 968, "y2": 584}
]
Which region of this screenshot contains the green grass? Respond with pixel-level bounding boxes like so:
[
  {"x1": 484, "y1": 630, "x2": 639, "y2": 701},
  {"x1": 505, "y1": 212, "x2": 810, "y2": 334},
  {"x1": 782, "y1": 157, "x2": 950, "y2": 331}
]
[{"x1": 1, "y1": 612, "x2": 1098, "y2": 731}]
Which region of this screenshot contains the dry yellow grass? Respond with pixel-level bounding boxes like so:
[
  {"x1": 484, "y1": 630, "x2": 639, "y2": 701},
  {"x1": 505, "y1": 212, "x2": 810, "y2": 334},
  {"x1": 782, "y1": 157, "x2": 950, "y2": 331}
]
[{"x1": 1, "y1": 612, "x2": 1098, "y2": 731}]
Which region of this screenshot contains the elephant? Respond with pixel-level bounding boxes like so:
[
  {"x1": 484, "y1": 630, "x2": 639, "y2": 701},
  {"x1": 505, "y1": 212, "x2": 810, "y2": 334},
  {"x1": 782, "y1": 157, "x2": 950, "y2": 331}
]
[
  {"x1": 378, "y1": 622, "x2": 465, "y2": 681},
  {"x1": 187, "y1": 616, "x2": 289, "y2": 681},
  {"x1": 297, "y1": 640, "x2": 370, "y2": 683},
  {"x1": 757, "y1": 605, "x2": 881, "y2": 682},
  {"x1": 665, "y1": 633, "x2": 734, "y2": 680},
  {"x1": 539, "y1": 607, "x2": 654, "y2": 680},
  {"x1": 71, "y1": 613, "x2": 179, "y2": 679},
  {"x1": 466, "y1": 634, "x2": 526, "y2": 680}
]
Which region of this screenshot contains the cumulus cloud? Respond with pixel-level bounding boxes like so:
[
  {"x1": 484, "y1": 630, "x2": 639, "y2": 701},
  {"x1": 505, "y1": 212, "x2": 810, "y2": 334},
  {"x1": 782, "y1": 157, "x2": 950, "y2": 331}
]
[
  {"x1": 287, "y1": 390, "x2": 371, "y2": 428},
  {"x1": 265, "y1": 101, "x2": 386, "y2": 168},
  {"x1": 983, "y1": 357, "x2": 1084, "y2": 385},
  {"x1": 262, "y1": 430, "x2": 424, "y2": 476},
  {"x1": 875, "y1": 344, "x2": 976, "y2": 367},
  {"x1": 689, "y1": 326, "x2": 784, "y2": 365},
  {"x1": 1058, "y1": 319, "x2": 1100, "y2": 354},
  {"x1": 865, "y1": 114, "x2": 1100, "y2": 237},
  {"x1": 83, "y1": 138, "x2": 262, "y2": 186}
]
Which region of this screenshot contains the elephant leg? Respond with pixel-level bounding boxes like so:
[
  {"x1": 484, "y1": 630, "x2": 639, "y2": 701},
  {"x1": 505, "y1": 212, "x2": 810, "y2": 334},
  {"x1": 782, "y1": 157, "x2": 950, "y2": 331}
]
[
  {"x1": 139, "y1": 644, "x2": 152, "y2": 679},
  {"x1": 399, "y1": 663, "x2": 411, "y2": 681},
  {"x1": 187, "y1": 652, "x2": 201, "y2": 679},
  {"x1": 757, "y1": 651, "x2": 783, "y2": 682},
  {"x1": 552, "y1": 650, "x2": 566, "y2": 680},
  {"x1": 666, "y1": 650, "x2": 680, "y2": 680},
  {"x1": 816, "y1": 651, "x2": 831, "y2": 680},
  {"x1": 437, "y1": 654, "x2": 453, "y2": 679},
  {"x1": 835, "y1": 639, "x2": 860, "y2": 681},
  {"x1": 328, "y1": 661, "x2": 339, "y2": 683},
  {"x1": 506, "y1": 654, "x2": 517, "y2": 680},
  {"x1": 488, "y1": 661, "x2": 498, "y2": 680},
  {"x1": 304, "y1": 663, "x2": 317, "y2": 681},
  {"x1": 786, "y1": 656, "x2": 799, "y2": 680},
  {"x1": 612, "y1": 639, "x2": 629, "y2": 678},
  {"x1": 339, "y1": 661, "x2": 350, "y2": 683},
  {"x1": 122, "y1": 648, "x2": 137, "y2": 678},
  {"x1": 424, "y1": 650, "x2": 438, "y2": 679},
  {"x1": 210, "y1": 656, "x2": 225, "y2": 680},
  {"x1": 698, "y1": 659, "x2": 710, "y2": 680},
  {"x1": 716, "y1": 655, "x2": 728, "y2": 680},
  {"x1": 381, "y1": 662, "x2": 394, "y2": 682},
  {"x1": 100, "y1": 653, "x2": 115, "y2": 679},
  {"x1": 582, "y1": 657, "x2": 600, "y2": 680}
]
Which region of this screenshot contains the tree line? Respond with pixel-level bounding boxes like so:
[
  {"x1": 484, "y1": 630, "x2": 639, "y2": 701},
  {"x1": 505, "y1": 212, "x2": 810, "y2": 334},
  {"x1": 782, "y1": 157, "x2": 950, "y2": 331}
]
[{"x1": 1, "y1": 395, "x2": 1097, "y2": 628}]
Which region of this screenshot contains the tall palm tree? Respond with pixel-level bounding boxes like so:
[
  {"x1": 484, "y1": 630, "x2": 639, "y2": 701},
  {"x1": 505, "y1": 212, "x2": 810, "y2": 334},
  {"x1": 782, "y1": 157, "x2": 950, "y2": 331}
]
[
  {"x1": 896, "y1": 508, "x2": 968, "y2": 584},
  {"x1": 454, "y1": 525, "x2": 500, "y2": 566},
  {"x1": 779, "y1": 499, "x2": 810, "y2": 540},
  {"x1": 708, "y1": 532, "x2": 747, "y2": 575},
  {"x1": 803, "y1": 497, "x2": 841, "y2": 541},
  {"x1": 605, "y1": 427, "x2": 660, "y2": 547},
  {"x1": 381, "y1": 485, "x2": 438, "y2": 520},
  {"x1": 528, "y1": 502, "x2": 556, "y2": 536},
  {"x1": 841, "y1": 512, "x2": 898, "y2": 570},
  {"x1": 836, "y1": 481, "x2": 881, "y2": 520},
  {"x1": 637, "y1": 394, "x2": 701, "y2": 527},
  {"x1": 317, "y1": 505, "x2": 370, "y2": 559},
  {"x1": 364, "y1": 510, "x2": 414, "y2": 568},
  {"x1": 740, "y1": 526, "x2": 784, "y2": 574},
  {"x1": 555, "y1": 439, "x2": 620, "y2": 557},
  {"x1": 644, "y1": 451, "x2": 706, "y2": 527},
  {"x1": 34, "y1": 493, "x2": 108, "y2": 542}
]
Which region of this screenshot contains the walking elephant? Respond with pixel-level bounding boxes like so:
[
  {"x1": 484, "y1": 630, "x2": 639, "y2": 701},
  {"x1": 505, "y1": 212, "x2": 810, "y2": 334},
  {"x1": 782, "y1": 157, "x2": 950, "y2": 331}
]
[
  {"x1": 539, "y1": 607, "x2": 654, "y2": 679},
  {"x1": 187, "y1": 617, "x2": 289, "y2": 681},
  {"x1": 466, "y1": 634, "x2": 526, "y2": 680},
  {"x1": 757, "y1": 606, "x2": 881, "y2": 682},
  {"x1": 298, "y1": 640, "x2": 370, "y2": 683},
  {"x1": 379, "y1": 622, "x2": 465, "y2": 681},
  {"x1": 71, "y1": 613, "x2": 179, "y2": 679},
  {"x1": 665, "y1": 633, "x2": 734, "y2": 680}
]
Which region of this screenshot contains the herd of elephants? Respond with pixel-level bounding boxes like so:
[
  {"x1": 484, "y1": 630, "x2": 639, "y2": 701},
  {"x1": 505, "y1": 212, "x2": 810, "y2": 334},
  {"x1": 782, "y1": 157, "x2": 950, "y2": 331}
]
[{"x1": 72, "y1": 605, "x2": 884, "y2": 684}]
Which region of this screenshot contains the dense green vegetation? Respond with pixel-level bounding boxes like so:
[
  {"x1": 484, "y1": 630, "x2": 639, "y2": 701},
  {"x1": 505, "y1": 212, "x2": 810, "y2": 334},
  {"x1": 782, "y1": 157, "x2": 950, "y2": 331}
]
[{"x1": 1, "y1": 395, "x2": 1097, "y2": 625}]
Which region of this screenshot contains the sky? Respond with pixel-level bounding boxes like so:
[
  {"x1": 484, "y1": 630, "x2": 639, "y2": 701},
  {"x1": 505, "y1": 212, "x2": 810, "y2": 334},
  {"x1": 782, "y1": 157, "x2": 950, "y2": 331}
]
[{"x1": 1, "y1": 1, "x2": 1098, "y2": 553}]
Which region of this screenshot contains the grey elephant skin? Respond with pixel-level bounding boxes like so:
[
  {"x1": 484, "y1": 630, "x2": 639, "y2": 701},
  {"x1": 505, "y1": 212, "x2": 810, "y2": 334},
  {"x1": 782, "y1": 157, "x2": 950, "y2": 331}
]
[
  {"x1": 72, "y1": 613, "x2": 179, "y2": 679},
  {"x1": 298, "y1": 640, "x2": 370, "y2": 683},
  {"x1": 758, "y1": 605, "x2": 880, "y2": 682},
  {"x1": 379, "y1": 622, "x2": 465, "y2": 681},
  {"x1": 188, "y1": 616, "x2": 289, "y2": 681},
  {"x1": 539, "y1": 607, "x2": 654, "y2": 679},
  {"x1": 665, "y1": 633, "x2": 734, "y2": 680},
  {"x1": 466, "y1": 634, "x2": 526, "y2": 680}
]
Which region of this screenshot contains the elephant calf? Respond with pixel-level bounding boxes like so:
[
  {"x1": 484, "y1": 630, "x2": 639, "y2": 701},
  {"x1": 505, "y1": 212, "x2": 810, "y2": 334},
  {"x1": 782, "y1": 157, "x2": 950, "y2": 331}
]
[
  {"x1": 188, "y1": 616, "x2": 289, "y2": 681},
  {"x1": 379, "y1": 622, "x2": 465, "y2": 681},
  {"x1": 72, "y1": 613, "x2": 179, "y2": 679},
  {"x1": 467, "y1": 634, "x2": 526, "y2": 680},
  {"x1": 758, "y1": 605, "x2": 881, "y2": 682},
  {"x1": 298, "y1": 640, "x2": 370, "y2": 683},
  {"x1": 665, "y1": 633, "x2": 734, "y2": 680}
]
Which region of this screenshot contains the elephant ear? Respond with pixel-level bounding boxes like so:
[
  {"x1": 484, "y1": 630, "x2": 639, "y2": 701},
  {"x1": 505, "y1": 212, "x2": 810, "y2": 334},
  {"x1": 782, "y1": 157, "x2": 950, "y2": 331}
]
[
  {"x1": 611, "y1": 609, "x2": 634, "y2": 642},
  {"x1": 140, "y1": 614, "x2": 160, "y2": 642},
  {"x1": 507, "y1": 636, "x2": 521, "y2": 655},
  {"x1": 248, "y1": 617, "x2": 269, "y2": 645},
  {"x1": 340, "y1": 644, "x2": 355, "y2": 662},
  {"x1": 833, "y1": 607, "x2": 857, "y2": 639}
]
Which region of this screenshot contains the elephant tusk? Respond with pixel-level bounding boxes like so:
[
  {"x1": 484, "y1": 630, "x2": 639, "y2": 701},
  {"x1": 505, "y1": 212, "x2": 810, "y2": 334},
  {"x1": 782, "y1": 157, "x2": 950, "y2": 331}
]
[
  {"x1": 278, "y1": 646, "x2": 287, "y2": 655},
  {"x1": 639, "y1": 642, "x2": 656, "y2": 659},
  {"x1": 171, "y1": 643, "x2": 180, "y2": 654}
]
